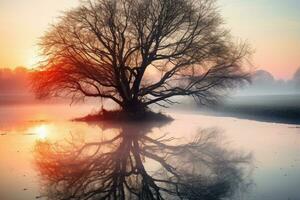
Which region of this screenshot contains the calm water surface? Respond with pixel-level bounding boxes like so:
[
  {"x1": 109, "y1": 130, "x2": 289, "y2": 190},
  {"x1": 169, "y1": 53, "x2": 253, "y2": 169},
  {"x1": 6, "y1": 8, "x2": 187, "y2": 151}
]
[{"x1": 0, "y1": 104, "x2": 300, "y2": 200}]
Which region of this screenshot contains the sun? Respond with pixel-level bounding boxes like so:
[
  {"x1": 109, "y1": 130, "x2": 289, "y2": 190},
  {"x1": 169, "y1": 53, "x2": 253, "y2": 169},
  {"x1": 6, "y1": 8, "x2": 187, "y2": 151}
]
[
  {"x1": 26, "y1": 48, "x2": 43, "y2": 69},
  {"x1": 34, "y1": 125, "x2": 48, "y2": 140}
]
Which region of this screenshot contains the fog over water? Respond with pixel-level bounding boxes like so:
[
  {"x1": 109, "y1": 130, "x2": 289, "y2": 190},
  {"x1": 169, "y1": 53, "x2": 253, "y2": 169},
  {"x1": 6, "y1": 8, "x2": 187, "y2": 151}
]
[
  {"x1": 1, "y1": 67, "x2": 300, "y2": 199},
  {"x1": 1, "y1": 0, "x2": 300, "y2": 198},
  {"x1": 0, "y1": 104, "x2": 300, "y2": 200}
]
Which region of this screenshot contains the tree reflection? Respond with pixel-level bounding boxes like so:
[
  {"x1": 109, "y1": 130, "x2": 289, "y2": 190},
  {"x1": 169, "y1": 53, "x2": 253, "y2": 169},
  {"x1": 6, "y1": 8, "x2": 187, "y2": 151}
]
[{"x1": 34, "y1": 124, "x2": 252, "y2": 200}]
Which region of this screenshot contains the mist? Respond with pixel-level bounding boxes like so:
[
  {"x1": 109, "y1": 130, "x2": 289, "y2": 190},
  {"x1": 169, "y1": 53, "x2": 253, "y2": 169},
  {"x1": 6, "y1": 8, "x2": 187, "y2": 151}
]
[{"x1": 235, "y1": 68, "x2": 300, "y2": 96}]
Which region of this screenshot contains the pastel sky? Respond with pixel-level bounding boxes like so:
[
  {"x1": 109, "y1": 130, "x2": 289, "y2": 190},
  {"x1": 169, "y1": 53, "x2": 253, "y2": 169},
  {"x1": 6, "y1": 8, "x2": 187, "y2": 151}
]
[{"x1": 0, "y1": 0, "x2": 299, "y2": 79}]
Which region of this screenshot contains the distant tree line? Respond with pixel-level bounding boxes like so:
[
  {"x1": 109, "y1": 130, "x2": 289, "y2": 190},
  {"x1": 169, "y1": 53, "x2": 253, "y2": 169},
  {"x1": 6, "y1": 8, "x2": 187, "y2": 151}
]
[
  {"x1": 237, "y1": 68, "x2": 300, "y2": 95},
  {"x1": 1, "y1": 66, "x2": 299, "y2": 97},
  {"x1": 0, "y1": 67, "x2": 30, "y2": 94}
]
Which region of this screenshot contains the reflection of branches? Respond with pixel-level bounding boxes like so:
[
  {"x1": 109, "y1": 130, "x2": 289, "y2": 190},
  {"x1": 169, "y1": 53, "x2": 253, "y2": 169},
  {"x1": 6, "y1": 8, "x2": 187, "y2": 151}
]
[
  {"x1": 146, "y1": 129, "x2": 252, "y2": 200},
  {"x1": 35, "y1": 127, "x2": 252, "y2": 200}
]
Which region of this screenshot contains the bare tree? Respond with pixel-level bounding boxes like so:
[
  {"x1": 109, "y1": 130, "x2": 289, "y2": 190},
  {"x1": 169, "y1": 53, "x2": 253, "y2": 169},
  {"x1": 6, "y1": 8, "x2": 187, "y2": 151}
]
[
  {"x1": 32, "y1": 0, "x2": 250, "y2": 114},
  {"x1": 34, "y1": 125, "x2": 252, "y2": 200},
  {"x1": 293, "y1": 67, "x2": 300, "y2": 86}
]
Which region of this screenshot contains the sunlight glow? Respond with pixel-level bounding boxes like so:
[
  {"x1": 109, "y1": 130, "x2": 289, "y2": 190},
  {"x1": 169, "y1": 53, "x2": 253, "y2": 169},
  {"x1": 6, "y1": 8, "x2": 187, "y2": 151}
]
[
  {"x1": 34, "y1": 125, "x2": 48, "y2": 140},
  {"x1": 26, "y1": 49, "x2": 43, "y2": 69}
]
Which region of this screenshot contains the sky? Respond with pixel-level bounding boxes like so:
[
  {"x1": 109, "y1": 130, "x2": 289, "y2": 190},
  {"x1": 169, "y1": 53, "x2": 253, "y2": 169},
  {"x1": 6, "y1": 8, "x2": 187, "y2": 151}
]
[{"x1": 0, "y1": 0, "x2": 300, "y2": 80}]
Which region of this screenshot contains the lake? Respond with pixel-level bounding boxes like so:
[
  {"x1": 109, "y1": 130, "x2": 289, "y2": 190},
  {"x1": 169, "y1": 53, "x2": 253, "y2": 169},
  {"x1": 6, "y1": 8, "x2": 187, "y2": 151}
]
[{"x1": 0, "y1": 104, "x2": 299, "y2": 200}]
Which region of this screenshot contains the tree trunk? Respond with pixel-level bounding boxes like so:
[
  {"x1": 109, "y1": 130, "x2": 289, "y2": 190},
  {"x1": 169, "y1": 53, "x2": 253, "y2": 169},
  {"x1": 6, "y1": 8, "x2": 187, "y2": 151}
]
[{"x1": 122, "y1": 99, "x2": 147, "y2": 117}]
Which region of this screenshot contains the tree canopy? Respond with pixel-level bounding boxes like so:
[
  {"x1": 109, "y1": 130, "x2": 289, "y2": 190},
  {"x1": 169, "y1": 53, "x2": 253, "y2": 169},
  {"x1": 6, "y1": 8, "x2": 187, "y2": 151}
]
[{"x1": 32, "y1": 0, "x2": 250, "y2": 113}]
